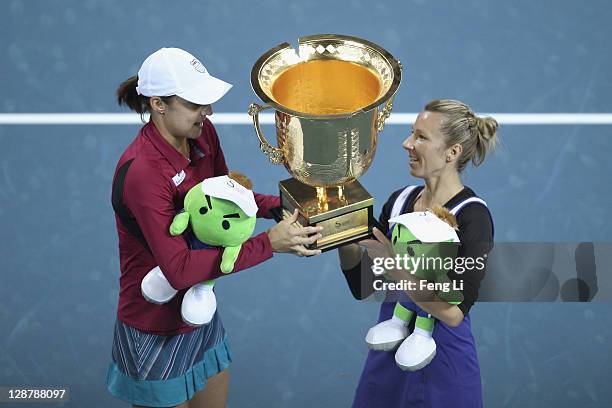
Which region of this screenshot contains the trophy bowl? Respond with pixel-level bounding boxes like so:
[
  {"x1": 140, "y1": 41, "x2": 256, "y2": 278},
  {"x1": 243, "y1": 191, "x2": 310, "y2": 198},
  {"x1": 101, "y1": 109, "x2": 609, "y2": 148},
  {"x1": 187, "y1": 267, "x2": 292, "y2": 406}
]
[
  {"x1": 249, "y1": 34, "x2": 402, "y2": 187},
  {"x1": 248, "y1": 34, "x2": 402, "y2": 250}
]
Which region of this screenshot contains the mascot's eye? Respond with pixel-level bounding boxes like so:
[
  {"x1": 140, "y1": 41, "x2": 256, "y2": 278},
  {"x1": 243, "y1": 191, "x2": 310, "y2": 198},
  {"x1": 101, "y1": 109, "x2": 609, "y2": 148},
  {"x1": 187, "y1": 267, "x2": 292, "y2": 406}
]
[
  {"x1": 199, "y1": 207, "x2": 208, "y2": 215},
  {"x1": 406, "y1": 246, "x2": 415, "y2": 257},
  {"x1": 222, "y1": 220, "x2": 230, "y2": 230}
]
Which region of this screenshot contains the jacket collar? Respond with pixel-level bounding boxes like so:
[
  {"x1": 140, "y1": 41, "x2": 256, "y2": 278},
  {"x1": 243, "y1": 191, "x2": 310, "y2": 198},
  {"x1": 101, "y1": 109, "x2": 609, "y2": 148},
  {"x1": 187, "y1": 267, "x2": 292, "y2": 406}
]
[{"x1": 142, "y1": 121, "x2": 210, "y2": 173}]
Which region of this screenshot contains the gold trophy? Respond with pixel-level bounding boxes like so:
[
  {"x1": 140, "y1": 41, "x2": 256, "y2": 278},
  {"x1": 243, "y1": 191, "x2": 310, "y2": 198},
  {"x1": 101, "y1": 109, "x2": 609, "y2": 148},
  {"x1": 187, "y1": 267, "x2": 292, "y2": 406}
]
[{"x1": 248, "y1": 34, "x2": 402, "y2": 251}]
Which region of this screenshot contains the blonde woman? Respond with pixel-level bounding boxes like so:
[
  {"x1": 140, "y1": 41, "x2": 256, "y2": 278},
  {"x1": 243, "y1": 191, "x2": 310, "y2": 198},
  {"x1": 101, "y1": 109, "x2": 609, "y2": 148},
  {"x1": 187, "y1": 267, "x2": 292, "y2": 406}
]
[{"x1": 339, "y1": 99, "x2": 497, "y2": 408}]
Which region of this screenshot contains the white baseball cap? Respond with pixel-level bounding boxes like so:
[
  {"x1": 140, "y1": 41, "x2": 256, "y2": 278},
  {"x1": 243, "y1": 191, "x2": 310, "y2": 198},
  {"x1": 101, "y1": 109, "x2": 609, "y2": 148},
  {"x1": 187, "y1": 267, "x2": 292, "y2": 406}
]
[
  {"x1": 389, "y1": 211, "x2": 460, "y2": 243},
  {"x1": 201, "y1": 175, "x2": 258, "y2": 217},
  {"x1": 136, "y1": 47, "x2": 232, "y2": 105}
]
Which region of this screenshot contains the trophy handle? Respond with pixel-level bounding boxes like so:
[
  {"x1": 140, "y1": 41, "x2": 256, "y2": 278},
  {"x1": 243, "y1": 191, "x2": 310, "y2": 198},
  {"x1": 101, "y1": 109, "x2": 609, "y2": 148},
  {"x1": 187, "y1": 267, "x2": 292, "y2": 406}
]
[
  {"x1": 248, "y1": 103, "x2": 284, "y2": 164},
  {"x1": 376, "y1": 96, "x2": 395, "y2": 132}
]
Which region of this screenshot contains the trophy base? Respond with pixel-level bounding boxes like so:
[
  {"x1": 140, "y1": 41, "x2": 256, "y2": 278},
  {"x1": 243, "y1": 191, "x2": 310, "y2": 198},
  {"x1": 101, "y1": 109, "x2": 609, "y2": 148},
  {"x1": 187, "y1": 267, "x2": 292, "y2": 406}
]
[{"x1": 279, "y1": 178, "x2": 375, "y2": 252}]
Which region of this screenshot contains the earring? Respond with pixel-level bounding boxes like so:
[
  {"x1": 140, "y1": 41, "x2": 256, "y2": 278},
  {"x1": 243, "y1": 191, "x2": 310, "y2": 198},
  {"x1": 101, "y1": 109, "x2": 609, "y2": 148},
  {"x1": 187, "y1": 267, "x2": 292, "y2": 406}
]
[
  {"x1": 446, "y1": 156, "x2": 451, "y2": 162},
  {"x1": 158, "y1": 110, "x2": 165, "y2": 115}
]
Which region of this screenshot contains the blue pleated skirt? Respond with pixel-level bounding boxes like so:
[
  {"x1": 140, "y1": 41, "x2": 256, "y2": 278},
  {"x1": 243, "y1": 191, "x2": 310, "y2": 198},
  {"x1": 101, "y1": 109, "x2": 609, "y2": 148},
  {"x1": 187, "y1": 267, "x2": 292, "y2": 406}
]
[{"x1": 106, "y1": 311, "x2": 231, "y2": 407}]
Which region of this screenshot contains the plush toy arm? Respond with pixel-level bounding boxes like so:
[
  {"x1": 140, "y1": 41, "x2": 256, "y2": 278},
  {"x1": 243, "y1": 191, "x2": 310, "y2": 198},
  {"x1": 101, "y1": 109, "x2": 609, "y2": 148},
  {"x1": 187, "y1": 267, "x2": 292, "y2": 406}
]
[
  {"x1": 169, "y1": 211, "x2": 190, "y2": 236},
  {"x1": 220, "y1": 245, "x2": 242, "y2": 274}
]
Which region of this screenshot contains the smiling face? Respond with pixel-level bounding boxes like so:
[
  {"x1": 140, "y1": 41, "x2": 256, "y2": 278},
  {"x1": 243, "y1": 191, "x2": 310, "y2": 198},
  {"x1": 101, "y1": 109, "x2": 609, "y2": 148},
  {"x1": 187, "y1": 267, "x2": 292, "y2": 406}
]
[
  {"x1": 184, "y1": 184, "x2": 256, "y2": 247},
  {"x1": 402, "y1": 111, "x2": 454, "y2": 179}
]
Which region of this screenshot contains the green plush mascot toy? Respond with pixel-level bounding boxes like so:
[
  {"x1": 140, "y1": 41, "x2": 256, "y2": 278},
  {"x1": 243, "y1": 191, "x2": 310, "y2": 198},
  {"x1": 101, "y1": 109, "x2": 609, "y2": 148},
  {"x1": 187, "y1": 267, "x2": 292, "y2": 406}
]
[
  {"x1": 141, "y1": 173, "x2": 257, "y2": 326},
  {"x1": 366, "y1": 205, "x2": 461, "y2": 371}
]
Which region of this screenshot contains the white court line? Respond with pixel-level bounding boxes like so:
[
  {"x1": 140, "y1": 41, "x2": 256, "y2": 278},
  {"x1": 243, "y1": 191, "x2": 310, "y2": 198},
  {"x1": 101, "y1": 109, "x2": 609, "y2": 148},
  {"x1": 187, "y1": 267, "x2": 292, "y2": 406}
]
[{"x1": 0, "y1": 113, "x2": 612, "y2": 125}]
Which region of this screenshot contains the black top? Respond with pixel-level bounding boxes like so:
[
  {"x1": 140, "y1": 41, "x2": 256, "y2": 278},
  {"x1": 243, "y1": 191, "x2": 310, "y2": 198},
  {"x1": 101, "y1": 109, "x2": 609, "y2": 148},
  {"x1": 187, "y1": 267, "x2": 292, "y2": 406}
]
[{"x1": 341, "y1": 185, "x2": 494, "y2": 316}]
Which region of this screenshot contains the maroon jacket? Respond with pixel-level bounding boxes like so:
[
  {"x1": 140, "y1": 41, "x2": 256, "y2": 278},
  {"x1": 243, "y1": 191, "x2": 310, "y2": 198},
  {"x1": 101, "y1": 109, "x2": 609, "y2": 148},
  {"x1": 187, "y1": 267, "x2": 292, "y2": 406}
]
[{"x1": 112, "y1": 119, "x2": 280, "y2": 335}]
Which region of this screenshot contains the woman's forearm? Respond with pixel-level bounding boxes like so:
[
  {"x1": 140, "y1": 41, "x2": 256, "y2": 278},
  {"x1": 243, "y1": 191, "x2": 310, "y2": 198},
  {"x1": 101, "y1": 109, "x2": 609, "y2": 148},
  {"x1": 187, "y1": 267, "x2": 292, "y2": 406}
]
[
  {"x1": 413, "y1": 301, "x2": 464, "y2": 327},
  {"x1": 338, "y1": 243, "x2": 378, "y2": 300},
  {"x1": 338, "y1": 243, "x2": 363, "y2": 270}
]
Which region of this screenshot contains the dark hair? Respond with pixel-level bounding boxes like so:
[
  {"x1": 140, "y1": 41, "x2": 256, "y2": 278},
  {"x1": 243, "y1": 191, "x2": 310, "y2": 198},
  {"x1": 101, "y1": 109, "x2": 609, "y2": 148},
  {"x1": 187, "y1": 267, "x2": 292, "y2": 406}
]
[{"x1": 116, "y1": 76, "x2": 173, "y2": 122}]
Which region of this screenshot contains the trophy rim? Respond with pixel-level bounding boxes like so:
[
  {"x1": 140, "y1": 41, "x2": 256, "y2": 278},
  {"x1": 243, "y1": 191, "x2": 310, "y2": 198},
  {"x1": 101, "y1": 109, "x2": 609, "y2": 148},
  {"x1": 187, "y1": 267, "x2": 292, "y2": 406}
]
[{"x1": 250, "y1": 33, "x2": 402, "y2": 119}]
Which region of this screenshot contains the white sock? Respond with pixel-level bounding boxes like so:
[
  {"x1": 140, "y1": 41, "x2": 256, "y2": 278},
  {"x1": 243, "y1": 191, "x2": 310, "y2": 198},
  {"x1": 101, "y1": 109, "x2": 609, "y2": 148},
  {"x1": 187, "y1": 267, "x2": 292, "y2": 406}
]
[{"x1": 391, "y1": 315, "x2": 410, "y2": 326}]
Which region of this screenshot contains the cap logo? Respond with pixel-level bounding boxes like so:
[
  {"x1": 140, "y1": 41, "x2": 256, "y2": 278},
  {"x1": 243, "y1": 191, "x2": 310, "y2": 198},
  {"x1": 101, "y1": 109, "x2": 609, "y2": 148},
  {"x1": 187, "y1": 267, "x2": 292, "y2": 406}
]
[
  {"x1": 227, "y1": 180, "x2": 235, "y2": 188},
  {"x1": 189, "y1": 58, "x2": 207, "y2": 74}
]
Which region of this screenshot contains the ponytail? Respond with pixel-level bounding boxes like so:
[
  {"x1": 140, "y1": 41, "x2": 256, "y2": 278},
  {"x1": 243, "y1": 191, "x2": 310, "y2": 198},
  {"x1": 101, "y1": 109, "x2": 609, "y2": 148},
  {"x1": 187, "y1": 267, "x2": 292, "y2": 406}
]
[
  {"x1": 473, "y1": 116, "x2": 499, "y2": 167},
  {"x1": 116, "y1": 76, "x2": 148, "y2": 121}
]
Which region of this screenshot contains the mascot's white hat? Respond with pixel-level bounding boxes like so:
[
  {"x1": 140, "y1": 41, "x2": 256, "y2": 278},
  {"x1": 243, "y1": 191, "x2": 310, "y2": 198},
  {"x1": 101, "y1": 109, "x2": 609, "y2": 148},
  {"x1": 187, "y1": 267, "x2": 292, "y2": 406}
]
[
  {"x1": 389, "y1": 211, "x2": 460, "y2": 243},
  {"x1": 201, "y1": 175, "x2": 258, "y2": 217}
]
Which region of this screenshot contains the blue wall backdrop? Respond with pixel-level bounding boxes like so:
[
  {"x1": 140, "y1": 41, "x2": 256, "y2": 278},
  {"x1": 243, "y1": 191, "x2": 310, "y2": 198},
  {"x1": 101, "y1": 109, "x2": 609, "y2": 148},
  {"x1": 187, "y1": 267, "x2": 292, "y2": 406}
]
[{"x1": 1, "y1": 0, "x2": 611, "y2": 407}]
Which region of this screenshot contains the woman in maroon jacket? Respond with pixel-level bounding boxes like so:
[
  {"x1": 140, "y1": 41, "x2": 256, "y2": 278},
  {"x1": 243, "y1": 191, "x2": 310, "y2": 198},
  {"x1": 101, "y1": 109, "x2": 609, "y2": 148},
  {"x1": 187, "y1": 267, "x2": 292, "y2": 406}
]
[{"x1": 106, "y1": 47, "x2": 321, "y2": 408}]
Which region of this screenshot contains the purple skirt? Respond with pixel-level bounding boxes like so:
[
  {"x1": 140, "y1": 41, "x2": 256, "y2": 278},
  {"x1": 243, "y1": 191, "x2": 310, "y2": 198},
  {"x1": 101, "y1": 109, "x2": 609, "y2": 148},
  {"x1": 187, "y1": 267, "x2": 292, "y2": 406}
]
[{"x1": 352, "y1": 301, "x2": 483, "y2": 408}]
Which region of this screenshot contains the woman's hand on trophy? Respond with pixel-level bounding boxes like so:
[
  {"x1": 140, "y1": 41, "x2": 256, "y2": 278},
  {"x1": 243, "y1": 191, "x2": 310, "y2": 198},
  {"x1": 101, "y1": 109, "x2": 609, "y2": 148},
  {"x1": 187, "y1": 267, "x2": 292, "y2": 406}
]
[
  {"x1": 359, "y1": 228, "x2": 412, "y2": 282},
  {"x1": 358, "y1": 227, "x2": 396, "y2": 261},
  {"x1": 267, "y1": 209, "x2": 323, "y2": 257}
]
